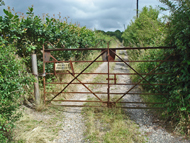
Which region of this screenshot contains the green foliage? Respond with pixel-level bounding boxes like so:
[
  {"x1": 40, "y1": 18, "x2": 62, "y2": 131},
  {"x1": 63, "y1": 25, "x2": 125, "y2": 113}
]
[
  {"x1": 0, "y1": 0, "x2": 5, "y2": 6},
  {"x1": 96, "y1": 29, "x2": 123, "y2": 43},
  {"x1": 0, "y1": 39, "x2": 34, "y2": 142},
  {"x1": 122, "y1": 6, "x2": 166, "y2": 47},
  {"x1": 158, "y1": 0, "x2": 190, "y2": 124},
  {"x1": 122, "y1": 2, "x2": 190, "y2": 132},
  {"x1": 122, "y1": 6, "x2": 167, "y2": 86},
  {"x1": 94, "y1": 30, "x2": 119, "y2": 48},
  {"x1": 0, "y1": 5, "x2": 96, "y2": 73}
]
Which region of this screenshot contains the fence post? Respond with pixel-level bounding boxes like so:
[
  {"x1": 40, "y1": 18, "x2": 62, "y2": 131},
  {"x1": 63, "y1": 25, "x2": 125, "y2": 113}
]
[{"x1": 32, "y1": 54, "x2": 40, "y2": 106}]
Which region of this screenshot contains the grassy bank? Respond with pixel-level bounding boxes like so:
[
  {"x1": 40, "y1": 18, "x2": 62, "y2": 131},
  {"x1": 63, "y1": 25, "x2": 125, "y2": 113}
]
[{"x1": 13, "y1": 106, "x2": 65, "y2": 142}]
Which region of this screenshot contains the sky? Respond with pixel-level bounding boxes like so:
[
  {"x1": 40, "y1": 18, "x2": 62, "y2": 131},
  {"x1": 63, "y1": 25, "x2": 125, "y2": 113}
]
[{"x1": 0, "y1": 0, "x2": 168, "y2": 32}]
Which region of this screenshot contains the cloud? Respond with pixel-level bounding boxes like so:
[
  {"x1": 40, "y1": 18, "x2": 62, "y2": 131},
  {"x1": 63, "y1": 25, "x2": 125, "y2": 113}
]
[{"x1": 0, "y1": 0, "x2": 168, "y2": 31}]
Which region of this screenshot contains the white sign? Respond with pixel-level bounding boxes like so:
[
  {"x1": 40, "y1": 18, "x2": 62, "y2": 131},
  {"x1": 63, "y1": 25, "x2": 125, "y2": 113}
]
[{"x1": 55, "y1": 63, "x2": 70, "y2": 71}]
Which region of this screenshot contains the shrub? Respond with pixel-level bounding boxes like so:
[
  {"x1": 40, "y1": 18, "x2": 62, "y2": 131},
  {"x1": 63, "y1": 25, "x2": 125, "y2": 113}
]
[
  {"x1": 122, "y1": 2, "x2": 190, "y2": 133},
  {"x1": 0, "y1": 39, "x2": 34, "y2": 141}
]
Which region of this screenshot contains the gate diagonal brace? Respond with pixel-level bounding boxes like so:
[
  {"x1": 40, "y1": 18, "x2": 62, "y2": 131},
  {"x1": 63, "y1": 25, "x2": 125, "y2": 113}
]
[
  {"x1": 69, "y1": 60, "x2": 75, "y2": 76},
  {"x1": 48, "y1": 49, "x2": 107, "y2": 103},
  {"x1": 67, "y1": 70, "x2": 103, "y2": 102},
  {"x1": 109, "y1": 49, "x2": 172, "y2": 103}
]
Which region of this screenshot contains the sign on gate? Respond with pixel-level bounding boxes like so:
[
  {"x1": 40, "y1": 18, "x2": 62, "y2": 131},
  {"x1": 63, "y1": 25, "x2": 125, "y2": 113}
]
[{"x1": 55, "y1": 63, "x2": 70, "y2": 71}]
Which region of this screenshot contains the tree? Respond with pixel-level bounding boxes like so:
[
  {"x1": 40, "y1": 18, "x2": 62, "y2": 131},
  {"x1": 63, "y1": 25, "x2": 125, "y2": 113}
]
[{"x1": 122, "y1": 6, "x2": 166, "y2": 47}]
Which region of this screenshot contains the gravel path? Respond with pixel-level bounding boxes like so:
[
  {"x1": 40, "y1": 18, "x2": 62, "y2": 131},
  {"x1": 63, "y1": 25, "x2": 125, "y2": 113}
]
[
  {"x1": 54, "y1": 63, "x2": 108, "y2": 143},
  {"x1": 54, "y1": 50, "x2": 189, "y2": 143},
  {"x1": 112, "y1": 50, "x2": 189, "y2": 143}
]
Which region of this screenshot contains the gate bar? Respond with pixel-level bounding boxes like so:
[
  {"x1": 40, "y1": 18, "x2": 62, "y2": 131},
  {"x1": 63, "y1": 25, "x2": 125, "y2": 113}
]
[
  {"x1": 46, "y1": 72, "x2": 171, "y2": 75},
  {"x1": 45, "y1": 60, "x2": 174, "y2": 63},
  {"x1": 50, "y1": 105, "x2": 164, "y2": 109},
  {"x1": 46, "y1": 100, "x2": 163, "y2": 104},
  {"x1": 44, "y1": 46, "x2": 175, "y2": 52},
  {"x1": 107, "y1": 43, "x2": 110, "y2": 107},
  {"x1": 45, "y1": 92, "x2": 168, "y2": 95},
  {"x1": 46, "y1": 82, "x2": 173, "y2": 85}
]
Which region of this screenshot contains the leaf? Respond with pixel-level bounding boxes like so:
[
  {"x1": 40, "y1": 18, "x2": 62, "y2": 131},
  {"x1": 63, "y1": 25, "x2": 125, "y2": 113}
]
[
  {"x1": 30, "y1": 7, "x2": 33, "y2": 12},
  {"x1": 185, "y1": 94, "x2": 190, "y2": 100},
  {"x1": 3, "y1": 9, "x2": 9, "y2": 15},
  {"x1": 187, "y1": 61, "x2": 190, "y2": 65},
  {"x1": 180, "y1": 107, "x2": 186, "y2": 111},
  {"x1": 46, "y1": 17, "x2": 49, "y2": 22},
  {"x1": 31, "y1": 46, "x2": 36, "y2": 50}
]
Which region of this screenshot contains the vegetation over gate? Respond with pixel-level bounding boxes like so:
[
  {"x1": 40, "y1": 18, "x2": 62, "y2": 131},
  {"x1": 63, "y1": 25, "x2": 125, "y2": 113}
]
[{"x1": 122, "y1": 0, "x2": 190, "y2": 134}]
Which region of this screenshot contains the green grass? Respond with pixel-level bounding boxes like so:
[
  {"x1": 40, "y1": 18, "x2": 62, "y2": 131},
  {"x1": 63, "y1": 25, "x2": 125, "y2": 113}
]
[
  {"x1": 82, "y1": 98, "x2": 145, "y2": 143},
  {"x1": 13, "y1": 105, "x2": 65, "y2": 142}
]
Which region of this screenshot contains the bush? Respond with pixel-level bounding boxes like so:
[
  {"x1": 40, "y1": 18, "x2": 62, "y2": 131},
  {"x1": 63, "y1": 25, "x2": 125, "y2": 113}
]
[
  {"x1": 0, "y1": 39, "x2": 34, "y2": 142},
  {"x1": 159, "y1": 0, "x2": 190, "y2": 128},
  {"x1": 122, "y1": 6, "x2": 166, "y2": 47},
  {"x1": 122, "y1": 2, "x2": 190, "y2": 133},
  {"x1": 0, "y1": 5, "x2": 96, "y2": 74}
]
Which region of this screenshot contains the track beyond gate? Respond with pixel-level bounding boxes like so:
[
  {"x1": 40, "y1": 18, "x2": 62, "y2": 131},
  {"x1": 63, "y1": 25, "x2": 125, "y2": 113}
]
[{"x1": 42, "y1": 42, "x2": 175, "y2": 109}]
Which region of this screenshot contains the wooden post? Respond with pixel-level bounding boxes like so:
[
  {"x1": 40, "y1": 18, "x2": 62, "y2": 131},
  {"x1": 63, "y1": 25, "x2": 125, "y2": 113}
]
[{"x1": 32, "y1": 54, "x2": 40, "y2": 105}]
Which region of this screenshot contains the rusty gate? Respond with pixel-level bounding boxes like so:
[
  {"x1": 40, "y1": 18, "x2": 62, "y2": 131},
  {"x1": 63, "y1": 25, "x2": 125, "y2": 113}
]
[{"x1": 42, "y1": 42, "x2": 174, "y2": 109}]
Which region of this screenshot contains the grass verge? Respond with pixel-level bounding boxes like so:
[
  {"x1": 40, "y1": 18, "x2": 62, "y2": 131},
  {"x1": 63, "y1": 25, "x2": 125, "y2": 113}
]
[
  {"x1": 82, "y1": 99, "x2": 145, "y2": 143},
  {"x1": 13, "y1": 105, "x2": 65, "y2": 142}
]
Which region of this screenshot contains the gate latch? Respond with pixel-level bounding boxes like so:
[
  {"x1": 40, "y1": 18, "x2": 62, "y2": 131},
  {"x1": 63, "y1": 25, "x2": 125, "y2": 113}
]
[{"x1": 106, "y1": 74, "x2": 117, "y2": 84}]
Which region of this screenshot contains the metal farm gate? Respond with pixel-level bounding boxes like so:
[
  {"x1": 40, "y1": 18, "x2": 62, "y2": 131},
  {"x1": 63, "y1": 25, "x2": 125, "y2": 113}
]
[{"x1": 42, "y1": 42, "x2": 174, "y2": 109}]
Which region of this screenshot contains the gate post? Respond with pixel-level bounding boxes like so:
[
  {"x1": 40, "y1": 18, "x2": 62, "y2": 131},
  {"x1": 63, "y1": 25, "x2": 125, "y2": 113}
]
[
  {"x1": 107, "y1": 42, "x2": 110, "y2": 107},
  {"x1": 32, "y1": 54, "x2": 40, "y2": 106}
]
